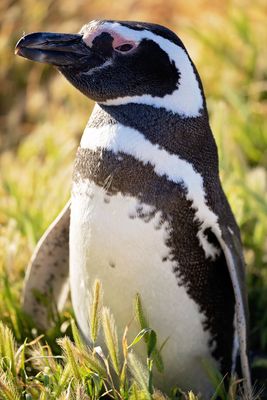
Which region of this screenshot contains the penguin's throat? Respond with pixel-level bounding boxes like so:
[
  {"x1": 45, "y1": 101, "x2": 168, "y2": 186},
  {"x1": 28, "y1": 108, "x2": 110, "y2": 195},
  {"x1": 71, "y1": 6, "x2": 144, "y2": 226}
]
[{"x1": 84, "y1": 102, "x2": 218, "y2": 176}]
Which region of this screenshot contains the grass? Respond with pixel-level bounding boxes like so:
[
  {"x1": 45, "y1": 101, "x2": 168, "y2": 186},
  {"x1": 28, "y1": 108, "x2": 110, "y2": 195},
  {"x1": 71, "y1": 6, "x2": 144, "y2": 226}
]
[
  {"x1": 0, "y1": 0, "x2": 266, "y2": 398},
  {"x1": 0, "y1": 279, "x2": 251, "y2": 399}
]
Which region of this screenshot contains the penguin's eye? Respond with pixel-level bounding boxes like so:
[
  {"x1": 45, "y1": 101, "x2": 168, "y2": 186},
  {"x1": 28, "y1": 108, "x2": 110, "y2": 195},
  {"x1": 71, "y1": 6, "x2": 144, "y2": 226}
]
[{"x1": 115, "y1": 43, "x2": 134, "y2": 52}]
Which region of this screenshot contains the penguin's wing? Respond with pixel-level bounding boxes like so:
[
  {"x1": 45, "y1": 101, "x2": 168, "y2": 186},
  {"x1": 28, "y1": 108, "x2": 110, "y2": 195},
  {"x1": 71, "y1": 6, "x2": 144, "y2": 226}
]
[
  {"x1": 212, "y1": 217, "x2": 251, "y2": 397},
  {"x1": 23, "y1": 200, "x2": 70, "y2": 329}
]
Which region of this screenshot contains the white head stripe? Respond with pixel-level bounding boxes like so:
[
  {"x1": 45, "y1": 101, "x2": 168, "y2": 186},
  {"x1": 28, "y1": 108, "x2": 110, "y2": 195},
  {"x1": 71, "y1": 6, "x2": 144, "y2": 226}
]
[{"x1": 96, "y1": 22, "x2": 203, "y2": 117}]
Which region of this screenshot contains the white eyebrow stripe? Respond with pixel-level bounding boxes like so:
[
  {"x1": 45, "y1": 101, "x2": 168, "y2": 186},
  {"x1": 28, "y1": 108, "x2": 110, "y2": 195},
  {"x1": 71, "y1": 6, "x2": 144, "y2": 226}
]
[{"x1": 97, "y1": 22, "x2": 203, "y2": 117}]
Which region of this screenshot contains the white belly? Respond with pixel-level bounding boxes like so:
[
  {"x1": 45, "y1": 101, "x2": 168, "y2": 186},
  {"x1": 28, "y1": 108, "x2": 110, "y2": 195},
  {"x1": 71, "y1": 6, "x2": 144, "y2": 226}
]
[{"x1": 70, "y1": 179, "x2": 215, "y2": 396}]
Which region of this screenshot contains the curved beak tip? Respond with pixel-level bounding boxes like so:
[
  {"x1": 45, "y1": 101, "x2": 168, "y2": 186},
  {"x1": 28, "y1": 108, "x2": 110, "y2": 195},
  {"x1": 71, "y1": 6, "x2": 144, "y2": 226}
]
[
  {"x1": 14, "y1": 45, "x2": 22, "y2": 56},
  {"x1": 15, "y1": 34, "x2": 34, "y2": 58},
  {"x1": 15, "y1": 36, "x2": 25, "y2": 55}
]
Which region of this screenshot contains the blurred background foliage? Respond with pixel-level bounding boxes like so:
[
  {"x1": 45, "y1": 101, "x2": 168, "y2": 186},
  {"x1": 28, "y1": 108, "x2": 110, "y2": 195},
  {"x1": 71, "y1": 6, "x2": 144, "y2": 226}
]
[{"x1": 0, "y1": 0, "x2": 266, "y2": 393}]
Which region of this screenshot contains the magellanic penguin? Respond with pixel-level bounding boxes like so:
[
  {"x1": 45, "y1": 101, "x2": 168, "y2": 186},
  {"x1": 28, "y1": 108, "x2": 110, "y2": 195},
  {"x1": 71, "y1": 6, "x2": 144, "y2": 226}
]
[{"x1": 16, "y1": 20, "x2": 252, "y2": 398}]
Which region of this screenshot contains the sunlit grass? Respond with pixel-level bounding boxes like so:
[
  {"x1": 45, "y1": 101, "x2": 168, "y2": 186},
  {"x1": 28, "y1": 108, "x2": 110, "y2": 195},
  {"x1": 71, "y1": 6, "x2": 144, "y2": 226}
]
[{"x1": 0, "y1": 280, "x2": 250, "y2": 399}]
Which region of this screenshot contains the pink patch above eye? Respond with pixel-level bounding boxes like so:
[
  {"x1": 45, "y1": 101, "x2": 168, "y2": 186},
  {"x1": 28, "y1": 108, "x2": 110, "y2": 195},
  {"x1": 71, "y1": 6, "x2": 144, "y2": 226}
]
[
  {"x1": 82, "y1": 28, "x2": 137, "y2": 51},
  {"x1": 111, "y1": 33, "x2": 136, "y2": 50}
]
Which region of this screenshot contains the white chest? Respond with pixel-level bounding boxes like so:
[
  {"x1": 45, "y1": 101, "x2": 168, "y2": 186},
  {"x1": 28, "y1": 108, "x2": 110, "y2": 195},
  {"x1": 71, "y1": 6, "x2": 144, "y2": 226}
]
[{"x1": 69, "y1": 179, "x2": 215, "y2": 395}]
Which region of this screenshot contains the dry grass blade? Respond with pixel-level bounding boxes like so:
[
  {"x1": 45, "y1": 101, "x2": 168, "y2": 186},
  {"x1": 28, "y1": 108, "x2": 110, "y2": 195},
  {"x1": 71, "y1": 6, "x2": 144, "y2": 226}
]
[
  {"x1": 55, "y1": 363, "x2": 73, "y2": 396},
  {"x1": 0, "y1": 370, "x2": 20, "y2": 400},
  {"x1": 58, "y1": 335, "x2": 107, "y2": 380},
  {"x1": 58, "y1": 337, "x2": 82, "y2": 381},
  {"x1": 71, "y1": 319, "x2": 85, "y2": 351},
  {"x1": 57, "y1": 391, "x2": 71, "y2": 400},
  {"x1": 89, "y1": 279, "x2": 103, "y2": 344},
  {"x1": 29, "y1": 341, "x2": 61, "y2": 372},
  {"x1": 74, "y1": 384, "x2": 92, "y2": 399},
  {"x1": 152, "y1": 391, "x2": 168, "y2": 399},
  {"x1": 82, "y1": 348, "x2": 107, "y2": 377},
  {"x1": 128, "y1": 352, "x2": 149, "y2": 396},
  {"x1": 187, "y1": 391, "x2": 199, "y2": 400},
  {"x1": 102, "y1": 306, "x2": 120, "y2": 376},
  {"x1": 0, "y1": 322, "x2": 17, "y2": 376}
]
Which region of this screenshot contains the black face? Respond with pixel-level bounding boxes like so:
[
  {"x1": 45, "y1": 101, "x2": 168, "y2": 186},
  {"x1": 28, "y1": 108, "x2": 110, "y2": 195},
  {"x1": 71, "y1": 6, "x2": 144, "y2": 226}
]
[{"x1": 15, "y1": 20, "x2": 181, "y2": 102}]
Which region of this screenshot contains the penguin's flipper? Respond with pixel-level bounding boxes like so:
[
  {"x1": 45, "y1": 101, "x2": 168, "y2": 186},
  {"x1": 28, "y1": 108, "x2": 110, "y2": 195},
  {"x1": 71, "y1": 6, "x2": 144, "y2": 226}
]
[
  {"x1": 23, "y1": 200, "x2": 70, "y2": 329},
  {"x1": 216, "y1": 224, "x2": 252, "y2": 398}
]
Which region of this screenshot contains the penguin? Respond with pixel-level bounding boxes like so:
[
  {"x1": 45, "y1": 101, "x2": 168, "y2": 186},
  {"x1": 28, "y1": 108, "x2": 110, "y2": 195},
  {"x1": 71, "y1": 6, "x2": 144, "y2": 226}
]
[{"x1": 15, "y1": 20, "x2": 252, "y2": 398}]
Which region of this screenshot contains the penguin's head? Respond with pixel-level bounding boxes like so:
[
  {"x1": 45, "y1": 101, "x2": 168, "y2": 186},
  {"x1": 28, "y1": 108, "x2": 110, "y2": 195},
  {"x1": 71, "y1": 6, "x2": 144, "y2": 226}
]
[{"x1": 15, "y1": 20, "x2": 205, "y2": 117}]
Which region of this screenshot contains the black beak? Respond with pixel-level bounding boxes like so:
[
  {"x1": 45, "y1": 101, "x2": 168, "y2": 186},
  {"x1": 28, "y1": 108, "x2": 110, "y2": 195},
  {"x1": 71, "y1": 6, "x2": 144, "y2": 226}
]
[{"x1": 15, "y1": 32, "x2": 91, "y2": 66}]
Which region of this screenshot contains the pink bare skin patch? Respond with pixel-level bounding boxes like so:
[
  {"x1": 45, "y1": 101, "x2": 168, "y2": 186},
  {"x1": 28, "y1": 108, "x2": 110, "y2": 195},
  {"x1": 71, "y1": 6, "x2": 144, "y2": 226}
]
[{"x1": 82, "y1": 26, "x2": 138, "y2": 53}]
